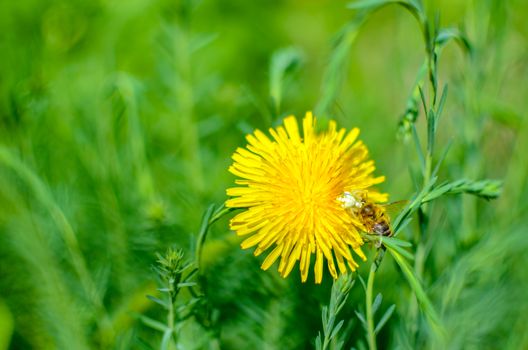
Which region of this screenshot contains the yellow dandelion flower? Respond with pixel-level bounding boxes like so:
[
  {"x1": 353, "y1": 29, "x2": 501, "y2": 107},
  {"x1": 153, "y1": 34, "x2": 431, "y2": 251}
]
[{"x1": 225, "y1": 112, "x2": 388, "y2": 283}]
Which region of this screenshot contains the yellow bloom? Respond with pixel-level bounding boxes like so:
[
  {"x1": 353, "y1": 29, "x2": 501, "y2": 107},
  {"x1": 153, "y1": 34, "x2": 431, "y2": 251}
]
[{"x1": 226, "y1": 112, "x2": 387, "y2": 283}]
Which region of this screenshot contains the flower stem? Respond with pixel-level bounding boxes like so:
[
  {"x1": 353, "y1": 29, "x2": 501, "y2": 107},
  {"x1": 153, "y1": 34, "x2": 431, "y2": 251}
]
[
  {"x1": 366, "y1": 261, "x2": 377, "y2": 350},
  {"x1": 168, "y1": 293, "x2": 175, "y2": 344}
]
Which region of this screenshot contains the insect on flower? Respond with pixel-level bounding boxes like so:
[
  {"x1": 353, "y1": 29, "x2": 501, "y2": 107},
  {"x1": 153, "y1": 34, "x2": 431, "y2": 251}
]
[
  {"x1": 225, "y1": 112, "x2": 388, "y2": 283},
  {"x1": 337, "y1": 191, "x2": 400, "y2": 247}
]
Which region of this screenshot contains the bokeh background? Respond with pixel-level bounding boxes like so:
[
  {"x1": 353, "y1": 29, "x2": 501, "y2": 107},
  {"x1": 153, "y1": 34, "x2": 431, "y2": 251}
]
[{"x1": 0, "y1": 0, "x2": 527, "y2": 349}]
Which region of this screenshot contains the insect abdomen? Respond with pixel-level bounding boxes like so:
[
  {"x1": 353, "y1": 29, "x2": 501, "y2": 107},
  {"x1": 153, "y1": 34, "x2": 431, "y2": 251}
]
[{"x1": 372, "y1": 222, "x2": 391, "y2": 236}]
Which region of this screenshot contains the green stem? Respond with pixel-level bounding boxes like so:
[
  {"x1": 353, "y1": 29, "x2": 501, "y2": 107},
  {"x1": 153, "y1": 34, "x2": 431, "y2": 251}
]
[
  {"x1": 168, "y1": 292, "x2": 176, "y2": 345},
  {"x1": 366, "y1": 262, "x2": 377, "y2": 350},
  {"x1": 195, "y1": 204, "x2": 233, "y2": 272}
]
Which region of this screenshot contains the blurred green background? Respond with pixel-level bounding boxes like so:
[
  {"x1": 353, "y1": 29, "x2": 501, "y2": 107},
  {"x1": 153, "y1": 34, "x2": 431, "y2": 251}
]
[{"x1": 0, "y1": 0, "x2": 527, "y2": 349}]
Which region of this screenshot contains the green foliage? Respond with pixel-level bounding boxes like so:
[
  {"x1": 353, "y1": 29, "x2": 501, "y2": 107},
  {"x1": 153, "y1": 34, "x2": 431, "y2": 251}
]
[
  {"x1": 316, "y1": 274, "x2": 355, "y2": 350},
  {"x1": 1, "y1": 0, "x2": 527, "y2": 349}
]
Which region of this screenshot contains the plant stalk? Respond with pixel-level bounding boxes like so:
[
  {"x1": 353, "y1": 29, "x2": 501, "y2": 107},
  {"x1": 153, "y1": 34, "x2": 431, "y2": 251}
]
[{"x1": 366, "y1": 261, "x2": 378, "y2": 350}]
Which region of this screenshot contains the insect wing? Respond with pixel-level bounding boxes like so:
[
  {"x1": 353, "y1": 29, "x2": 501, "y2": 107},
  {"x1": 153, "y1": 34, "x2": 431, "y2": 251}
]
[{"x1": 381, "y1": 200, "x2": 409, "y2": 219}]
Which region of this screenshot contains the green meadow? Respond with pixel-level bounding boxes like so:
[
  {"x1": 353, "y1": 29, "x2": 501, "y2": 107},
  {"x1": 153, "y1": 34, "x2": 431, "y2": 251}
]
[{"x1": 0, "y1": 0, "x2": 527, "y2": 349}]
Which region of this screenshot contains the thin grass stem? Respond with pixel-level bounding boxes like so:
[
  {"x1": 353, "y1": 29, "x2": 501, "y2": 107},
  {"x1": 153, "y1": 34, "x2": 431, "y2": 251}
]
[{"x1": 366, "y1": 263, "x2": 377, "y2": 350}]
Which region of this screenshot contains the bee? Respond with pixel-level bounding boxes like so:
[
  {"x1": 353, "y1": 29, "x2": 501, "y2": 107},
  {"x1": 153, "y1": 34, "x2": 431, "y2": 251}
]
[
  {"x1": 357, "y1": 202, "x2": 392, "y2": 237},
  {"x1": 337, "y1": 191, "x2": 394, "y2": 246}
]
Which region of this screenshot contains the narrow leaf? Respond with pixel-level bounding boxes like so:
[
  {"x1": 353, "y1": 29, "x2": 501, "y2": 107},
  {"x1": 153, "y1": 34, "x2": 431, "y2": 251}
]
[
  {"x1": 387, "y1": 247, "x2": 445, "y2": 340},
  {"x1": 269, "y1": 47, "x2": 303, "y2": 114},
  {"x1": 355, "y1": 310, "x2": 367, "y2": 327},
  {"x1": 383, "y1": 236, "x2": 412, "y2": 247},
  {"x1": 146, "y1": 295, "x2": 169, "y2": 309},
  {"x1": 372, "y1": 293, "x2": 383, "y2": 315},
  {"x1": 137, "y1": 315, "x2": 168, "y2": 333},
  {"x1": 432, "y1": 139, "x2": 452, "y2": 178},
  {"x1": 374, "y1": 304, "x2": 396, "y2": 334},
  {"x1": 315, "y1": 334, "x2": 323, "y2": 350},
  {"x1": 382, "y1": 237, "x2": 415, "y2": 260},
  {"x1": 348, "y1": 0, "x2": 398, "y2": 10},
  {"x1": 177, "y1": 282, "x2": 197, "y2": 288},
  {"x1": 160, "y1": 328, "x2": 173, "y2": 350},
  {"x1": 330, "y1": 320, "x2": 345, "y2": 340},
  {"x1": 411, "y1": 124, "x2": 425, "y2": 172},
  {"x1": 427, "y1": 108, "x2": 436, "y2": 155},
  {"x1": 435, "y1": 84, "x2": 449, "y2": 125}
]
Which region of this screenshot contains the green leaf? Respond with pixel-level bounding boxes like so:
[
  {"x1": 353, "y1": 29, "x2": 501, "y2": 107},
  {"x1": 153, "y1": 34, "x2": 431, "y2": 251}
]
[
  {"x1": 387, "y1": 247, "x2": 445, "y2": 341},
  {"x1": 372, "y1": 293, "x2": 383, "y2": 315},
  {"x1": 435, "y1": 27, "x2": 472, "y2": 54},
  {"x1": 330, "y1": 320, "x2": 344, "y2": 340},
  {"x1": 316, "y1": 15, "x2": 366, "y2": 115},
  {"x1": 176, "y1": 282, "x2": 197, "y2": 288},
  {"x1": 411, "y1": 124, "x2": 426, "y2": 172},
  {"x1": 423, "y1": 179, "x2": 503, "y2": 202},
  {"x1": 355, "y1": 310, "x2": 367, "y2": 328},
  {"x1": 427, "y1": 108, "x2": 436, "y2": 155},
  {"x1": 146, "y1": 295, "x2": 169, "y2": 309},
  {"x1": 435, "y1": 84, "x2": 449, "y2": 127},
  {"x1": 315, "y1": 334, "x2": 323, "y2": 350},
  {"x1": 380, "y1": 237, "x2": 415, "y2": 260},
  {"x1": 347, "y1": 0, "x2": 420, "y2": 17},
  {"x1": 398, "y1": 60, "x2": 426, "y2": 138},
  {"x1": 321, "y1": 305, "x2": 329, "y2": 333},
  {"x1": 209, "y1": 203, "x2": 234, "y2": 225},
  {"x1": 358, "y1": 274, "x2": 367, "y2": 291},
  {"x1": 383, "y1": 236, "x2": 412, "y2": 247},
  {"x1": 374, "y1": 304, "x2": 396, "y2": 334},
  {"x1": 392, "y1": 176, "x2": 437, "y2": 234},
  {"x1": 393, "y1": 217, "x2": 413, "y2": 235},
  {"x1": 137, "y1": 314, "x2": 168, "y2": 333},
  {"x1": 160, "y1": 328, "x2": 173, "y2": 350},
  {"x1": 269, "y1": 47, "x2": 304, "y2": 114},
  {"x1": 347, "y1": 0, "x2": 399, "y2": 10},
  {"x1": 190, "y1": 32, "x2": 218, "y2": 53},
  {"x1": 431, "y1": 139, "x2": 453, "y2": 178},
  {"x1": 195, "y1": 204, "x2": 217, "y2": 268}
]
